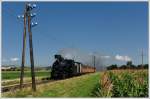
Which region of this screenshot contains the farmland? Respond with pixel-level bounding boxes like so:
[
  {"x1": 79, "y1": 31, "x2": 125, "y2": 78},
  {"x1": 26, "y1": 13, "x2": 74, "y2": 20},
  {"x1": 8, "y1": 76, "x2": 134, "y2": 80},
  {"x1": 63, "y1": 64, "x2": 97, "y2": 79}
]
[
  {"x1": 94, "y1": 69, "x2": 148, "y2": 97},
  {"x1": 2, "y1": 70, "x2": 50, "y2": 80},
  {"x1": 2, "y1": 69, "x2": 148, "y2": 97},
  {"x1": 2, "y1": 70, "x2": 50, "y2": 86}
]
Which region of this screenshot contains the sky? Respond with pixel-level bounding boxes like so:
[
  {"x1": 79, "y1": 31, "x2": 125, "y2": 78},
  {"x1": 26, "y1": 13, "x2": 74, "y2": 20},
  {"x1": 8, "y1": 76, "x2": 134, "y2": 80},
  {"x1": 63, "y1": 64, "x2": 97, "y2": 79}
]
[{"x1": 2, "y1": 2, "x2": 148, "y2": 67}]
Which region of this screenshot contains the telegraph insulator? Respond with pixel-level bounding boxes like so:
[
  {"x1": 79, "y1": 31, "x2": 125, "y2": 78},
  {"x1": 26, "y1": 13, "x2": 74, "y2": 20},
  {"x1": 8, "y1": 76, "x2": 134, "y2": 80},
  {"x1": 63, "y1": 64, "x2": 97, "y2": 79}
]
[
  {"x1": 17, "y1": 15, "x2": 21, "y2": 19},
  {"x1": 30, "y1": 13, "x2": 36, "y2": 18},
  {"x1": 32, "y1": 4, "x2": 37, "y2": 8},
  {"x1": 31, "y1": 22, "x2": 34, "y2": 26},
  {"x1": 27, "y1": 3, "x2": 32, "y2": 7},
  {"x1": 35, "y1": 22, "x2": 38, "y2": 25},
  {"x1": 21, "y1": 15, "x2": 24, "y2": 18},
  {"x1": 27, "y1": 3, "x2": 37, "y2": 10},
  {"x1": 33, "y1": 13, "x2": 36, "y2": 16},
  {"x1": 31, "y1": 22, "x2": 38, "y2": 27},
  {"x1": 17, "y1": 15, "x2": 24, "y2": 19}
]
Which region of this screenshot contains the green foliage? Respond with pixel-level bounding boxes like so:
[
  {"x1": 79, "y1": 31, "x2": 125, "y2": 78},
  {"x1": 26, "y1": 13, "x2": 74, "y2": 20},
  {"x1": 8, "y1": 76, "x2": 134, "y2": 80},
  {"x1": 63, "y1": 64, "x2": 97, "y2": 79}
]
[
  {"x1": 108, "y1": 70, "x2": 148, "y2": 97},
  {"x1": 92, "y1": 83, "x2": 112, "y2": 97},
  {"x1": 107, "y1": 64, "x2": 118, "y2": 70},
  {"x1": 93, "y1": 70, "x2": 148, "y2": 97},
  {"x1": 126, "y1": 61, "x2": 132, "y2": 66},
  {"x1": 107, "y1": 64, "x2": 149, "y2": 70}
]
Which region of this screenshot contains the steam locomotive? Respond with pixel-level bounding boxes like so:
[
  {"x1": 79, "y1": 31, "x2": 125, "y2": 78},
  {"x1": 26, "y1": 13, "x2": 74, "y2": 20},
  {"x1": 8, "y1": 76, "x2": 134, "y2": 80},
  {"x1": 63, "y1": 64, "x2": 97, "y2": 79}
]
[{"x1": 51, "y1": 55, "x2": 96, "y2": 79}]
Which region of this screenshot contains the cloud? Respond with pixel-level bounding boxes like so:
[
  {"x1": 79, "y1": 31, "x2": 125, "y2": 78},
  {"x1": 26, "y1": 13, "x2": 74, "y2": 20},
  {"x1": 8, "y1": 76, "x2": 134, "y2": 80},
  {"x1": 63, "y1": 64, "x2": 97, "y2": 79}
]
[
  {"x1": 115, "y1": 54, "x2": 131, "y2": 61},
  {"x1": 10, "y1": 58, "x2": 19, "y2": 62}
]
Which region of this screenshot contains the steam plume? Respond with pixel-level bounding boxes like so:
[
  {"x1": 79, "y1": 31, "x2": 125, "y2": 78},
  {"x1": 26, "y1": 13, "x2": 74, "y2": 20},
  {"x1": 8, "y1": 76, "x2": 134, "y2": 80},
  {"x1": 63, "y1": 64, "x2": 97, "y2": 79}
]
[{"x1": 57, "y1": 48, "x2": 106, "y2": 71}]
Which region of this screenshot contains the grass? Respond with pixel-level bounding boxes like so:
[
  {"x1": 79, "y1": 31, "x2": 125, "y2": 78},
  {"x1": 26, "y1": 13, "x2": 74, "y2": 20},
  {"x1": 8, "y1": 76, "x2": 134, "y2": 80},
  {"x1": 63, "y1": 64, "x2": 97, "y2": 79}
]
[
  {"x1": 2, "y1": 76, "x2": 49, "y2": 86},
  {"x1": 2, "y1": 72, "x2": 100, "y2": 97},
  {"x1": 93, "y1": 69, "x2": 148, "y2": 97},
  {"x1": 2, "y1": 70, "x2": 50, "y2": 80}
]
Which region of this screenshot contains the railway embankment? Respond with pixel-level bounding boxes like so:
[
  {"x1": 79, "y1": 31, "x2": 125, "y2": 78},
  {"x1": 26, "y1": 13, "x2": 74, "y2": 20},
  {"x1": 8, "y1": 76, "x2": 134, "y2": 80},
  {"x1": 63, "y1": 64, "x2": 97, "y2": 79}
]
[{"x1": 2, "y1": 72, "x2": 100, "y2": 97}]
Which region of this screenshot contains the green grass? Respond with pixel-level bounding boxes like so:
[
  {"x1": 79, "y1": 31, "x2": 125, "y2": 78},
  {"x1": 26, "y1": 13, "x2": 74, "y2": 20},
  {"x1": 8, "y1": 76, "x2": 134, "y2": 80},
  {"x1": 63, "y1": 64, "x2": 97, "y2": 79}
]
[
  {"x1": 3, "y1": 72, "x2": 100, "y2": 97},
  {"x1": 2, "y1": 77, "x2": 48, "y2": 86},
  {"x1": 2, "y1": 70, "x2": 50, "y2": 80}
]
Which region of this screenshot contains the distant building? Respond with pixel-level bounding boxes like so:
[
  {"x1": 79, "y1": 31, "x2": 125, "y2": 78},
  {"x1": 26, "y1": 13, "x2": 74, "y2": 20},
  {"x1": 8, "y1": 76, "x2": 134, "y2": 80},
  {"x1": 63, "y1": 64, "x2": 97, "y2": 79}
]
[
  {"x1": 1, "y1": 66, "x2": 12, "y2": 71},
  {"x1": 1, "y1": 66, "x2": 17, "y2": 71}
]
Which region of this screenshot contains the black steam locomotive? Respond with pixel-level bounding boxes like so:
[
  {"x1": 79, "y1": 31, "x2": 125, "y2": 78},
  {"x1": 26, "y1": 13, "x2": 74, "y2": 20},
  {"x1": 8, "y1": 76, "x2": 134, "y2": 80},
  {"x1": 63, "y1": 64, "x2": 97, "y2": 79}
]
[{"x1": 51, "y1": 54, "x2": 95, "y2": 79}]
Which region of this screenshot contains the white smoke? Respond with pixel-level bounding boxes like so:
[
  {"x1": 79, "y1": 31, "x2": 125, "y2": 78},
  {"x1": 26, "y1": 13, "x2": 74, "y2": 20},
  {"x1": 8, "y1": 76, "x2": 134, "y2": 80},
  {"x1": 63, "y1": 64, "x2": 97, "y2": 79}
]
[{"x1": 57, "y1": 48, "x2": 105, "y2": 71}]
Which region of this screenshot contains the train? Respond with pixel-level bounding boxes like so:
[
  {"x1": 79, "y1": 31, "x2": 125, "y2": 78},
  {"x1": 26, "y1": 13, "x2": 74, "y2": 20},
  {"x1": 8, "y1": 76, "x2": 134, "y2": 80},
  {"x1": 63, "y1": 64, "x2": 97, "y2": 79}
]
[{"x1": 51, "y1": 54, "x2": 96, "y2": 79}]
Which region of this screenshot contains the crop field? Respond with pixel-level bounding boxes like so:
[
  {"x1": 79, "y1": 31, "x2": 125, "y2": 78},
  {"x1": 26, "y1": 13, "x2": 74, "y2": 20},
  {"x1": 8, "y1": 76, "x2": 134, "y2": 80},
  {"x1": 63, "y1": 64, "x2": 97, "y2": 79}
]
[
  {"x1": 94, "y1": 69, "x2": 148, "y2": 97},
  {"x1": 2, "y1": 70, "x2": 50, "y2": 80},
  {"x1": 2, "y1": 69, "x2": 148, "y2": 97}
]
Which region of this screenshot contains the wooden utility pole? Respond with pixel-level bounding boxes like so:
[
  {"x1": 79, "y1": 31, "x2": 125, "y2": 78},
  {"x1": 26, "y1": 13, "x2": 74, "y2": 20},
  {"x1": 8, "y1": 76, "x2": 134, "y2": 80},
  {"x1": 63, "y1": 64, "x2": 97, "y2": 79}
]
[
  {"x1": 20, "y1": 5, "x2": 27, "y2": 89},
  {"x1": 18, "y1": 3, "x2": 37, "y2": 91},
  {"x1": 93, "y1": 55, "x2": 96, "y2": 72},
  {"x1": 27, "y1": 9, "x2": 36, "y2": 91},
  {"x1": 141, "y1": 49, "x2": 144, "y2": 68}
]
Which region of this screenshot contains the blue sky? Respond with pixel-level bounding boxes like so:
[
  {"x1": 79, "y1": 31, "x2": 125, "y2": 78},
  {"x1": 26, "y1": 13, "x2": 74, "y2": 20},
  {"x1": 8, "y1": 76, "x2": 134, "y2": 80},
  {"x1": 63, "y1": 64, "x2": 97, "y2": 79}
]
[{"x1": 2, "y1": 2, "x2": 148, "y2": 67}]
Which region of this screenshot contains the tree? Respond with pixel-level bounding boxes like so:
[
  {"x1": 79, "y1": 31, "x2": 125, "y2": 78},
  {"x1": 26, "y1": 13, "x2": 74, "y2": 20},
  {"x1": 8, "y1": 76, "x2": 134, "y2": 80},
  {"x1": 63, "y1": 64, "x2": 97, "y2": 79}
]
[
  {"x1": 119, "y1": 65, "x2": 127, "y2": 69},
  {"x1": 126, "y1": 61, "x2": 132, "y2": 66},
  {"x1": 107, "y1": 64, "x2": 118, "y2": 70},
  {"x1": 144, "y1": 64, "x2": 148, "y2": 69}
]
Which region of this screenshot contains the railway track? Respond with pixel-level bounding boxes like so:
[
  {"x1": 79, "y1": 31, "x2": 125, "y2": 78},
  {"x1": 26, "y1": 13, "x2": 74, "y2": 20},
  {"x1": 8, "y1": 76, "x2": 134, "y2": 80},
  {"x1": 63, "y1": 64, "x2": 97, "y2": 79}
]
[{"x1": 2, "y1": 79, "x2": 55, "y2": 93}]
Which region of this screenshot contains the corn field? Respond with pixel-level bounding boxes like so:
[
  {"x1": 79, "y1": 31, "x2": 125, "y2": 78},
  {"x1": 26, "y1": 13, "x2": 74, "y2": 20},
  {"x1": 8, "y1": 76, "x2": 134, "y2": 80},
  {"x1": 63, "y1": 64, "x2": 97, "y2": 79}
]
[{"x1": 94, "y1": 69, "x2": 148, "y2": 97}]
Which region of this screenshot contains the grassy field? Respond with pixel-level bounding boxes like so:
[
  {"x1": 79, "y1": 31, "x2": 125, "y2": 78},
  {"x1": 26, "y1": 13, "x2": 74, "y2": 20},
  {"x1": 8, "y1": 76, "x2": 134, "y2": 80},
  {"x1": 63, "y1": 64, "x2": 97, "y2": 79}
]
[
  {"x1": 2, "y1": 72, "x2": 100, "y2": 97},
  {"x1": 2, "y1": 77, "x2": 48, "y2": 86},
  {"x1": 2, "y1": 70, "x2": 50, "y2": 80}
]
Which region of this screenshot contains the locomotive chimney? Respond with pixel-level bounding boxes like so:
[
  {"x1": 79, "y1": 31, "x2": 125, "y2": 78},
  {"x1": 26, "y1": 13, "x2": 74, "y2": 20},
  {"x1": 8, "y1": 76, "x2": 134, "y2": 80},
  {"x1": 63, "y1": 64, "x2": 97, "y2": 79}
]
[{"x1": 54, "y1": 54, "x2": 64, "y2": 62}]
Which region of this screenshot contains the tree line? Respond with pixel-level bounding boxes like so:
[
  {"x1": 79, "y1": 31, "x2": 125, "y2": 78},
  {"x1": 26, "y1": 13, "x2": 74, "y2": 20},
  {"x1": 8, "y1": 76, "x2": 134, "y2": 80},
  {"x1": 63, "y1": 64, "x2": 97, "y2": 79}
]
[{"x1": 106, "y1": 61, "x2": 148, "y2": 70}]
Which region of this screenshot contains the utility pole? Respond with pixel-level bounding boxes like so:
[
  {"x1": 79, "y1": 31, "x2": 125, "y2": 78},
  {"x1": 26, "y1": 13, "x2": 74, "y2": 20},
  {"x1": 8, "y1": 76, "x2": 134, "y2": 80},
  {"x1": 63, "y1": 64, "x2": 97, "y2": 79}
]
[
  {"x1": 20, "y1": 4, "x2": 27, "y2": 89},
  {"x1": 141, "y1": 49, "x2": 144, "y2": 68},
  {"x1": 18, "y1": 3, "x2": 38, "y2": 91},
  {"x1": 27, "y1": 8, "x2": 36, "y2": 91},
  {"x1": 93, "y1": 55, "x2": 96, "y2": 72}
]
